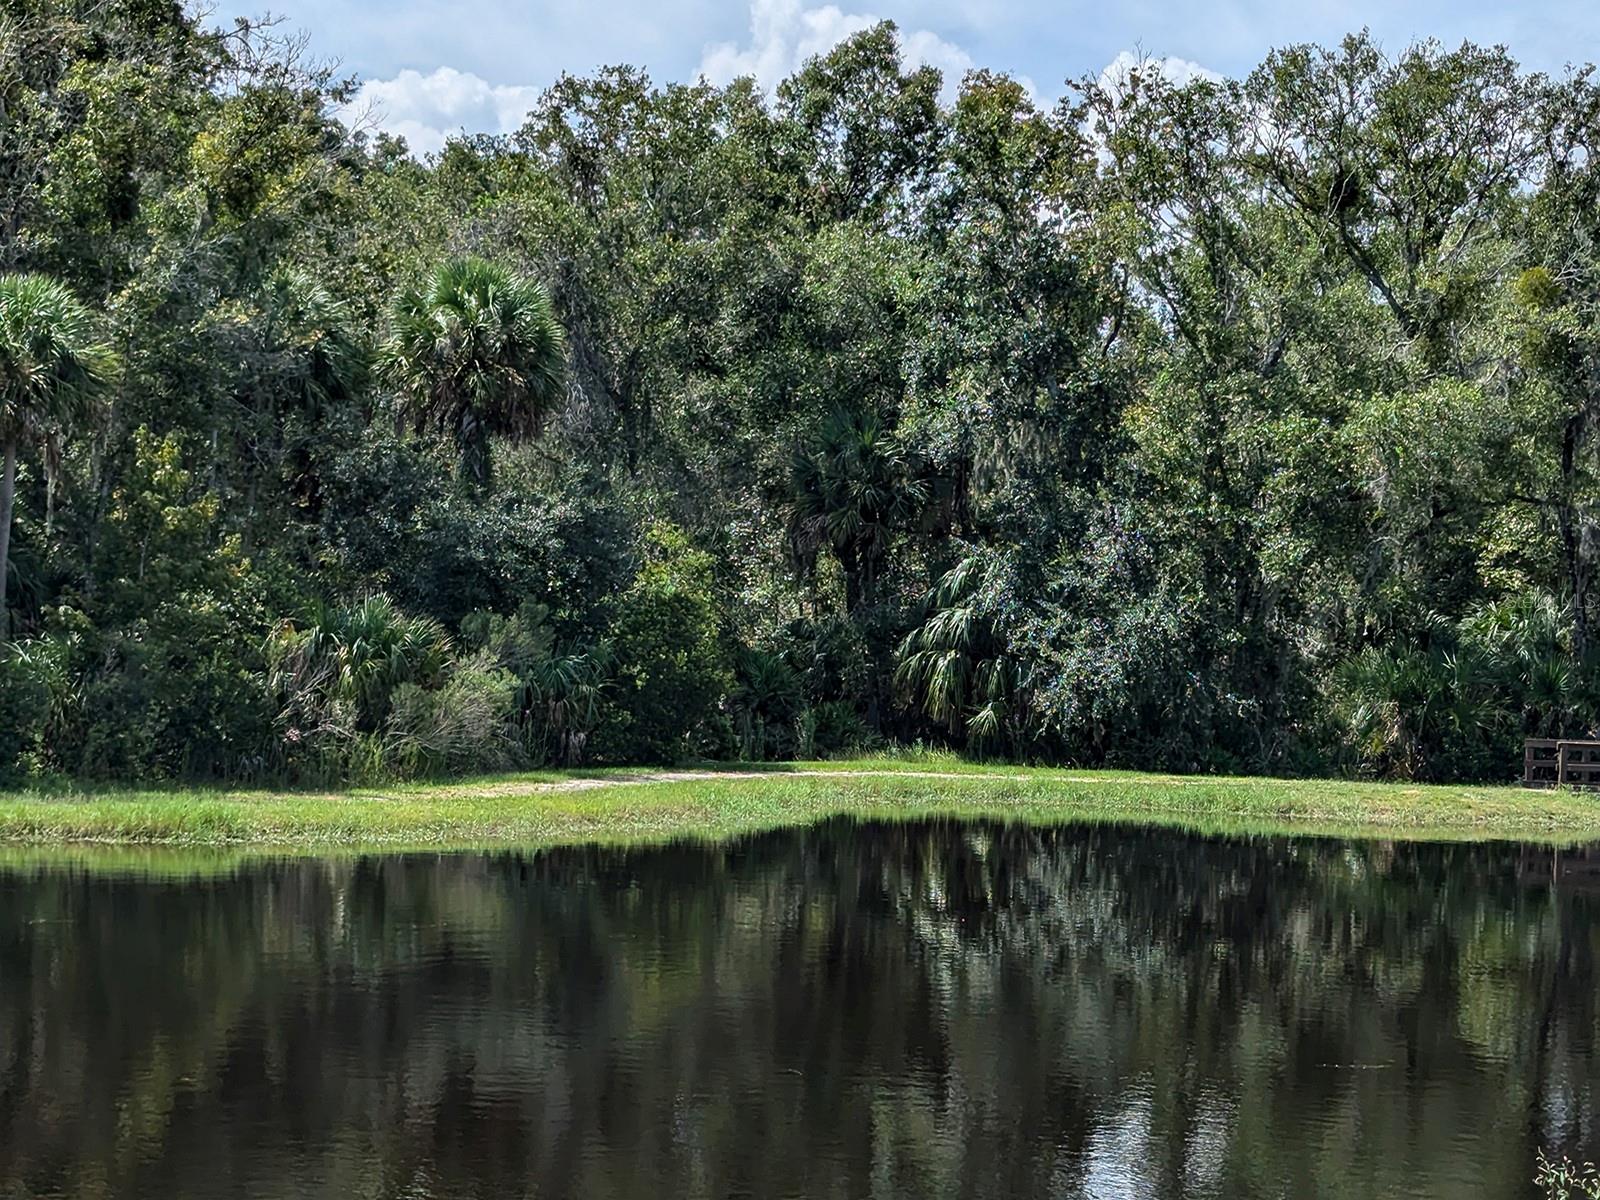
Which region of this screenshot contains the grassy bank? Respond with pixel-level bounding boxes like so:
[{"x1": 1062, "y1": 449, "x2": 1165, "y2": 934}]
[{"x1": 1, "y1": 760, "x2": 1598, "y2": 854}]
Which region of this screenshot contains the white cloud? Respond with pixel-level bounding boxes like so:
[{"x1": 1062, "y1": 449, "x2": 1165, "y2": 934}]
[
  {"x1": 1094, "y1": 48, "x2": 1223, "y2": 101},
  {"x1": 1083, "y1": 51, "x2": 1225, "y2": 165},
  {"x1": 337, "y1": 67, "x2": 542, "y2": 156},
  {"x1": 699, "y1": 0, "x2": 1015, "y2": 100},
  {"x1": 337, "y1": 0, "x2": 1054, "y2": 156}
]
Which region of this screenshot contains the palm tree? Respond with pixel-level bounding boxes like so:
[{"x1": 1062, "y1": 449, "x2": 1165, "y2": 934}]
[
  {"x1": 223, "y1": 266, "x2": 366, "y2": 532},
  {"x1": 787, "y1": 406, "x2": 926, "y2": 616},
  {"x1": 896, "y1": 551, "x2": 1031, "y2": 756},
  {"x1": 381, "y1": 257, "x2": 566, "y2": 491},
  {"x1": 0, "y1": 274, "x2": 111, "y2": 638}
]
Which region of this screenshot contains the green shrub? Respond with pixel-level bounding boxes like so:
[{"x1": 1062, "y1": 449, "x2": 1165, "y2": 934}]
[
  {"x1": 800, "y1": 700, "x2": 872, "y2": 759},
  {"x1": 266, "y1": 593, "x2": 453, "y2": 777},
  {"x1": 35, "y1": 431, "x2": 279, "y2": 780},
  {"x1": 60, "y1": 599, "x2": 275, "y2": 781},
  {"x1": 1328, "y1": 643, "x2": 1501, "y2": 781},
  {"x1": 784, "y1": 614, "x2": 873, "y2": 712},
  {"x1": 316, "y1": 435, "x2": 633, "y2": 635},
  {"x1": 1328, "y1": 592, "x2": 1600, "y2": 782},
  {"x1": 594, "y1": 524, "x2": 732, "y2": 764},
  {"x1": 0, "y1": 643, "x2": 49, "y2": 779},
  {"x1": 730, "y1": 648, "x2": 804, "y2": 760},
  {"x1": 896, "y1": 550, "x2": 1034, "y2": 758},
  {"x1": 262, "y1": 593, "x2": 613, "y2": 780},
  {"x1": 382, "y1": 657, "x2": 521, "y2": 778},
  {"x1": 461, "y1": 602, "x2": 609, "y2": 765}
]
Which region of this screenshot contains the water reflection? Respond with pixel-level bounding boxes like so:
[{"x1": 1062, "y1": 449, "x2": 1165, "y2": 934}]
[{"x1": 0, "y1": 821, "x2": 1595, "y2": 1198}]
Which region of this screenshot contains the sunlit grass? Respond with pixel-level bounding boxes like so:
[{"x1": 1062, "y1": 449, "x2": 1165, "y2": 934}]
[{"x1": 1, "y1": 763, "x2": 1598, "y2": 866}]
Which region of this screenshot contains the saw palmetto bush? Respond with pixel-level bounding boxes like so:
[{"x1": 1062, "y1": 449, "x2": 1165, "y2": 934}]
[
  {"x1": 462, "y1": 602, "x2": 611, "y2": 766},
  {"x1": 1330, "y1": 592, "x2": 1600, "y2": 780},
  {"x1": 266, "y1": 594, "x2": 454, "y2": 774},
  {"x1": 1331, "y1": 642, "x2": 1502, "y2": 781},
  {"x1": 1463, "y1": 592, "x2": 1600, "y2": 735},
  {"x1": 730, "y1": 648, "x2": 805, "y2": 760}
]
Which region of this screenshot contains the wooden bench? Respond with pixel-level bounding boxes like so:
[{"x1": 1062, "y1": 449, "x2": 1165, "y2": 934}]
[{"x1": 1524, "y1": 738, "x2": 1600, "y2": 789}]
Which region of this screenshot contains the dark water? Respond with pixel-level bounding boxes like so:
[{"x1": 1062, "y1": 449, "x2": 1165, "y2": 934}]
[{"x1": 0, "y1": 821, "x2": 1597, "y2": 1199}]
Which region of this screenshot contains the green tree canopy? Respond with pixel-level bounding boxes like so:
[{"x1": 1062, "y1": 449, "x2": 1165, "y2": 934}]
[{"x1": 0, "y1": 272, "x2": 111, "y2": 636}]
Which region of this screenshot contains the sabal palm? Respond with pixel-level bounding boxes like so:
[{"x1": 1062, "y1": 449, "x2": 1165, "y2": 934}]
[
  {"x1": 896, "y1": 552, "x2": 1028, "y2": 754},
  {"x1": 0, "y1": 274, "x2": 112, "y2": 637},
  {"x1": 382, "y1": 257, "x2": 566, "y2": 490},
  {"x1": 258, "y1": 266, "x2": 365, "y2": 420},
  {"x1": 788, "y1": 407, "x2": 925, "y2": 614}
]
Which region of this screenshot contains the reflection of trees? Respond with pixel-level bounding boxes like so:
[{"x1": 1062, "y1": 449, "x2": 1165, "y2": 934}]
[{"x1": 0, "y1": 823, "x2": 1595, "y2": 1199}]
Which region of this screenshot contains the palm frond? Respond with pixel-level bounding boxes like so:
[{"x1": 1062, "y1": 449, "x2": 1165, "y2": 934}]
[{"x1": 381, "y1": 257, "x2": 567, "y2": 486}]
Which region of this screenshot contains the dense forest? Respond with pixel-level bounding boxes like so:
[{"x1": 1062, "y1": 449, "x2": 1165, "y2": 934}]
[{"x1": 4, "y1": 0, "x2": 1600, "y2": 784}]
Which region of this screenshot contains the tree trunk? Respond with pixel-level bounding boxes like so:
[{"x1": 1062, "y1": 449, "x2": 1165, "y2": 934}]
[
  {"x1": 1560, "y1": 413, "x2": 1590, "y2": 659},
  {"x1": 240, "y1": 473, "x2": 259, "y2": 559},
  {"x1": 459, "y1": 410, "x2": 490, "y2": 495},
  {"x1": 0, "y1": 440, "x2": 16, "y2": 641}
]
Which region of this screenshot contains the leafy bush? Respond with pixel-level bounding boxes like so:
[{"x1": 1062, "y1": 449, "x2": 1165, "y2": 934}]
[
  {"x1": 784, "y1": 614, "x2": 874, "y2": 709},
  {"x1": 262, "y1": 593, "x2": 616, "y2": 780},
  {"x1": 0, "y1": 643, "x2": 49, "y2": 778},
  {"x1": 381, "y1": 658, "x2": 521, "y2": 778},
  {"x1": 594, "y1": 524, "x2": 733, "y2": 764},
  {"x1": 266, "y1": 593, "x2": 453, "y2": 776},
  {"x1": 462, "y1": 602, "x2": 609, "y2": 765},
  {"x1": 316, "y1": 435, "x2": 633, "y2": 635},
  {"x1": 799, "y1": 699, "x2": 872, "y2": 759},
  {"x1": 1329, "y1": 643, "x2": 1501, "y2": 781},
  {"x1": 730, "y1": 648, "x2": 804, "y2": 760},
  {"x1": 22, "y1": 430, "x2": 281, "y2": 780},
  {"x1": 72, "y1": 599, "x2": 276, "y2": 779},
  {"x1": 1328, "y1": 592, "x2": 1600, "y2": 782}
]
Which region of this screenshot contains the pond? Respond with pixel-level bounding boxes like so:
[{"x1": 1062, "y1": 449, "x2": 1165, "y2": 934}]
[{"x1": 0, "y1": 819, "x2": 1595, "y2": 1198}]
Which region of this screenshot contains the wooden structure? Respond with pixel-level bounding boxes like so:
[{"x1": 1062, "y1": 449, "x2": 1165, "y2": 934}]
[
  {"x1": 1524, "y1": 738, "x2": 1600, "y2": 788},
  {"x1": 1516, "y1": 843, "x2": 1600, "y2": 891}
]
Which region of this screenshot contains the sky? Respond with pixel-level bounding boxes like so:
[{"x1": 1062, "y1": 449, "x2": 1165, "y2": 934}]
[{"x1": 214, "y1": 0, "x2": 1600, "y2": 154}]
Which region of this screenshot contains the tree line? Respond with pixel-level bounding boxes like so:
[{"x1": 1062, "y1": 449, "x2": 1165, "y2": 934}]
[{"x1": 4, "y1": 0, "x2": 1600, "y2": 783}]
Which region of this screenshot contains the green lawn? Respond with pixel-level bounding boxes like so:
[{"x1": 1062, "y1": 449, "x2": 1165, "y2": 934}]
[{"x1": 0, "y1": 759, "x2": 1597, "y2": 858}]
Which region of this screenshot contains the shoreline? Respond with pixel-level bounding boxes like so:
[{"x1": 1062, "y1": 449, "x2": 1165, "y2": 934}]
[{"x1": 1, "y1": 761, "x2": 1598, "y2": 857}]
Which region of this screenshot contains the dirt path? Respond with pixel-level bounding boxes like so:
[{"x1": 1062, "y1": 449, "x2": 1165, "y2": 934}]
[
  {"x1": 456, "y1": 767, "x2": 1139, "y2": 798},
  {"x1": 568, "y1": 768, "x2": 1033, "y2": 789},
  {"x1": 447, "y1": 768, "x2": 1024, "y2": 798}
]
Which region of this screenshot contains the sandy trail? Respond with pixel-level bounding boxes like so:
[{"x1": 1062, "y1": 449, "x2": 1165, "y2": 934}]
[{"x1": 452, "y1": 768, "x2": 1159, "y2": 799}]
